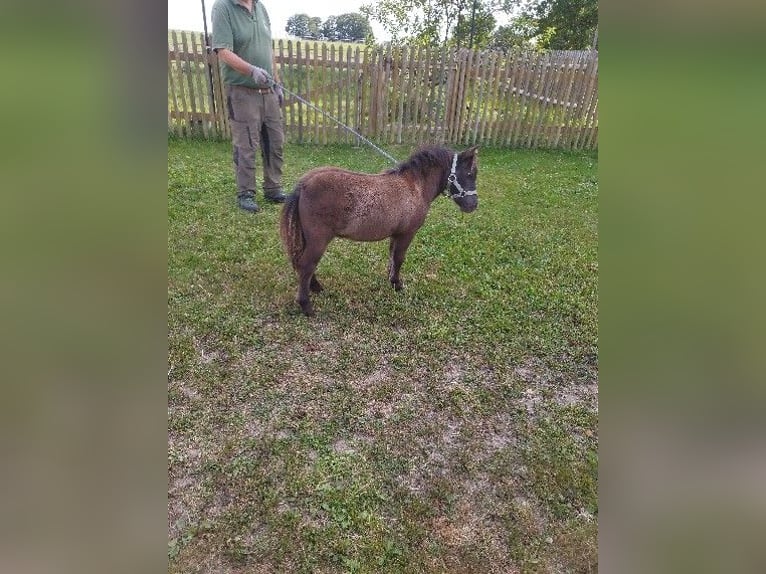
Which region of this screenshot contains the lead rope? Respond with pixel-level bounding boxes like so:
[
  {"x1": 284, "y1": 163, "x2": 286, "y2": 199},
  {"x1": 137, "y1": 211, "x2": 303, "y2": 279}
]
[{"x1": 276, "y1": 83, "x2": 399, "y2": 166}]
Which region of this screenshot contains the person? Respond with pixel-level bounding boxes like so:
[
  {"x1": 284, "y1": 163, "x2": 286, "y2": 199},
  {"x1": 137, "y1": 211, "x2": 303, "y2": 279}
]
[{"x1": 211, "y1": 0, "x2": 287, "y2": 212}]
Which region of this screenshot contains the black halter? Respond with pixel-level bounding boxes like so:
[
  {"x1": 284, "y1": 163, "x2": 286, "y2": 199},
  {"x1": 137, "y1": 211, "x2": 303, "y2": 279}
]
[{"x1": 443, "y1": 153, "x2": 477, "y2": 199}]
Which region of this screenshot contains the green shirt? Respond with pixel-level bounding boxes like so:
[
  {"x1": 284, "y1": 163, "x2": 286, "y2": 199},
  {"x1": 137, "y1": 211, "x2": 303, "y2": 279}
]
[{"x1": 211, "y1": 0, "x2": 274, "y2": 88}]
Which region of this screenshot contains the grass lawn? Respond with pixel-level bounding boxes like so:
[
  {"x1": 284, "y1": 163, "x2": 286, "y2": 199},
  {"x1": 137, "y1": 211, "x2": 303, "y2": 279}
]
[{"x1": 168, "y1": 137, "x2": 598, "y2": 572}]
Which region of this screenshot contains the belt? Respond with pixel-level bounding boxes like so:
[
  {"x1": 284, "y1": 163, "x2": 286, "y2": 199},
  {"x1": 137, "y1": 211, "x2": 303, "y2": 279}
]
[{"x1": 230, "y1": 85, "x2": 272, "y2": 94}]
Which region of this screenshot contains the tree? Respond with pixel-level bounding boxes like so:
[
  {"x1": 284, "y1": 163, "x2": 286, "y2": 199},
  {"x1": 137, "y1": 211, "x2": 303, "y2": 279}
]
[
  {"x1": 320, "y1": 16, "x2": 339, "y2": 41},
  {"x1": 285, "y1": 14, "x2": 311, "y2": 38},
  {"x1": 286, "y1": 13, "x2": 324, "y2": 39},
  {"x1": 335, "y1": 13, "x2": 374, "y2": 42},
  {"x1": 488, "y1": 15, "x2": 537, "y2": 53},
  {"x1": 524, "y1": 0, "x2": 598, "y2": 50},
  {"x1": 307, "y1": 17, "x2": 322, "y2": 40},
  {"x1": 361, "y1": 0, "x2": 469, "y2": 46},
  {"x1": 359, "y1": 0, "x2": 598, "y2": 50},
  {"x1": 451, "y1": 1, "x2": 496, "y2": 49}
]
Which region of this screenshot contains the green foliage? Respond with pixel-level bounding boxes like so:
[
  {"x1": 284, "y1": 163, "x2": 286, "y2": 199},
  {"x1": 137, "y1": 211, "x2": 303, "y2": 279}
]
[
  {"x1": 525, "y1": 0, "x2": 598, "y2": 50},
  {"x1": 359, "y1": 0, "x2": 598, "y2": 51},
  {"x1": 320, "y1": 16, "x2": 339, "y2": 41},
  {"x1": 336, "y1": 13, "x2": 374, "y2": 42},
  {"x1": 307, "y1": 17, "x2": 322, "y2": 39},
  {"x1": 286, "y1": 12, "x2": 373, "y2": 43},
  {"x1": 285, "y1": 14, "x2": 312, "y2": 39},
  {"x1": 361, "y1": 0, "x2": 468, "y2": 46},
  {"x1": 488, "y1": 16, "x2": 538, "y2": 53},
  {"x1": 450, "y1": 2, "x2": 496, "y2": 49}
]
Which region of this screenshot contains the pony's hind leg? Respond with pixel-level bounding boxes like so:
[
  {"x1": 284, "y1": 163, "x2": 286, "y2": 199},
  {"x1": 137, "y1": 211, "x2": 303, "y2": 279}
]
[
  {"x1": 310, "y1": 274, "x2": 323, "y2": 293},
  {"x1": 296, "y1": 267, "x2": 317, "y2": 316},
  {"x1": 296, "y1": 238, "x2": 331, "y2": 316}
]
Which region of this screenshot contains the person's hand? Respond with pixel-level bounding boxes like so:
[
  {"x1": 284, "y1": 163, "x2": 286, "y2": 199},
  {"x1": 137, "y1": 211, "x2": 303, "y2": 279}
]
[
  {"x1": 274, "y1": 84, "x2": 284, "y2": 106},
  {"x1": 250, "y1": 65, "x2": 269, "y2": 84}
]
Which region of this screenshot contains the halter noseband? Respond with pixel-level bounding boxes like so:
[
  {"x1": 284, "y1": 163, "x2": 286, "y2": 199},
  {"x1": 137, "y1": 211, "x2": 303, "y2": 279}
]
[{"x1": 444, "y1": 153, "x2": 477, "y2": 199}]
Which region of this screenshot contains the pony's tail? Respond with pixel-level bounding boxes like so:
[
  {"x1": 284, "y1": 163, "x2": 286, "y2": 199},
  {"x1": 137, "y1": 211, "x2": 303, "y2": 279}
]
[{"x1": 279, "y1": 182, "x2": 304, "y2": 271}]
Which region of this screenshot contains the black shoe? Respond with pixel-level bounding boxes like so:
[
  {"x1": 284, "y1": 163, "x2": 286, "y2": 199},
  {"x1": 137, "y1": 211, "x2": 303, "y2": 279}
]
[
  {"x1": 237, "y1": 193, "x2": 260, "y2": 212},
  {"x1": 263, "y1": 190, "x2": 287, "y2": 203}
]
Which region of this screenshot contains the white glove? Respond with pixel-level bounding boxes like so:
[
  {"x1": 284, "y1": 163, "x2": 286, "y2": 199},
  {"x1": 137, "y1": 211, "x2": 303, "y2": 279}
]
[{"x1": 250, "y1": 66, "x2": 269, "y2": 84}]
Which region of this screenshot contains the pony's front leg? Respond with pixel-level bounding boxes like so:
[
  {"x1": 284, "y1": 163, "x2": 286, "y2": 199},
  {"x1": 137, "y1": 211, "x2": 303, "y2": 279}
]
[{"x1": 388, "y1": 233, "x2": 415, "y2": 291}]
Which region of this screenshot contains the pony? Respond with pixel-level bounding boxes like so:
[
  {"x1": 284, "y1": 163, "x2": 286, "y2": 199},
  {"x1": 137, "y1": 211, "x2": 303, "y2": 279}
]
[{"x1": 280, "y1": 145, "x2": 479, "y2": 316}]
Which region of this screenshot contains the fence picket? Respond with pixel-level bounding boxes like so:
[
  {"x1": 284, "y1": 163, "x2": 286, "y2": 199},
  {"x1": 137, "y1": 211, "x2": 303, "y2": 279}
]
[
  {"x1": 492, "y1": 54, "x2": 507, "y2": 145},
  {"x1": 529, "y1": 57, "x2": 552, "y2": 148},
  {"x1": 514, "y1": 53, "x2": 541, "y2": 148},
  {"x1": 466, "y1": 49, "x2": 482, "y2": 145},
  {"x1": 523, "y1": 54, "x2": 546, "y2": 148},
  {"x1": 313, "y1": 42, "x2": 320, "y2": 144},
  {"x1": 445, "y1": 50, "x2": 459, "y2": 143},
  {"x1": 574, "y1": 53, "x2": 598, "y2": 150},
  {"x1": 475, "y1": 51, "x2": 495, "y2": 145},
  {"x1": 552, "y1": 53, "x2": 581, "y2": 148},
  {"x1": 505, "y1": 53, "x2": 530, "y2": 147},
  {"x1": 412, "y1": 44, "x2": 426, "y2": 144},
  {"x1": 562, "y1": 54, "x2": 588, "y2": 148},
  {"x1": 495, "y1": 53, "x2": 515, "y2": 146},
  {"x1": 296, "y1": 42, "x2": 304, "y2": 143},
  {"x1": 338, "y1": 45, "x2": 345, "y2": 144},
  {"x1": 368, "y1": 47, "x2": 378, "y2": 138},
  {"x1": 455, "y1": 49, "x2": 472, "y2": 145},
  {"x1": 209, "y1": 51, "x2": 228, "y2": 139},
  {"x1": 581, "y1": 55, "x2": 599, "y2": 150},
  {"x1": 189, "y1": 33, "x2": 210, "y2": 138},
  {"x1": 531, "y1": 56, "x2": 559, "y2": 148},
  {"x1": 179, "y1": 32, "x2": 201, "y2": 136},
  {"x1": 434, "y1": 46, "x2": 449, "y2": 143},
  {"x1": 398, "y1": 46, "x2": 409, "y2": 144},
  {"x1": 355, "y1": 46, "x2": 364, "y2": 147},
  {"x1": 168, "y1": 38, "x2": 181, "y2": 136},
  {"x1": 386, "y1": 46, "x2": 400, "y2": 144},
  {"x1": 380, "y1": 44, "x2": 392, "y2": 142},
  {"x1": 323, "y1": 43, "x2": 330, "y2": 145},
  {"x1": 170, "y1": 31, "x2": 190, "y2": 134}
]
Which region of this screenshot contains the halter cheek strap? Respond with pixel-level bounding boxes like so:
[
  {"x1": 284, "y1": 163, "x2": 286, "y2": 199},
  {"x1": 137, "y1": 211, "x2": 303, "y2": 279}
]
[{"x1": 444, "y1": 153, "x2": 477, "y2": 199}]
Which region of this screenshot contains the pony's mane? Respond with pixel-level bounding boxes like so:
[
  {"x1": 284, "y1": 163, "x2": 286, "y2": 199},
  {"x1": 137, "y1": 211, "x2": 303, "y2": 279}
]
[{"x1": 385, "y1": 145, "x2": 452, "y2": 178}]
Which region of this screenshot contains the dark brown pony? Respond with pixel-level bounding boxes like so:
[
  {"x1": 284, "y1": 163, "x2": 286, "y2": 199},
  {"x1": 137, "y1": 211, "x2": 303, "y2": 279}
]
[{"x1": 280, "y1": 145, "x2": 479, "y2": 316}]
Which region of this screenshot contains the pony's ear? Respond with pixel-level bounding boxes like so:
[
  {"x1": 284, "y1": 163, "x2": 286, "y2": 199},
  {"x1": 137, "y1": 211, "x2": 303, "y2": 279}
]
[{"x1": 461, "y1": 146, "x2": 479, "y2": 170}]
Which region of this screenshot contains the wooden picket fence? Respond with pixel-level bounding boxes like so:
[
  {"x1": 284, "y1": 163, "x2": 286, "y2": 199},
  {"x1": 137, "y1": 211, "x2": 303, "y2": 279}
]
[{"x1": 168, "y1": 30, "x2": 598, "y2": 150}]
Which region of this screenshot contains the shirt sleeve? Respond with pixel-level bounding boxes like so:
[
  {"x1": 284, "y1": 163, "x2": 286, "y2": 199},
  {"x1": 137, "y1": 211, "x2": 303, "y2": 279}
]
[{"x1": 210, "y1": 5, "x2": 233, "y2": 52}]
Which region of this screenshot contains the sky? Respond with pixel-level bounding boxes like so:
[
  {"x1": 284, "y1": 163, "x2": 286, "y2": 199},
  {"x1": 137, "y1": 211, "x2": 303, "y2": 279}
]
[{"x1": 167, "y1": 0, "x2": 392, "y2": 42}]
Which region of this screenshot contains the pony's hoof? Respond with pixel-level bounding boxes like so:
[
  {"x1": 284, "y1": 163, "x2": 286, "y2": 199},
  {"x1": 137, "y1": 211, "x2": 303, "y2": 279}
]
[
  {"x1": 298, "y1": 301, "x2": 315, "y2": 316},
  {"x1": 392, "y1": 281, "x2": 404, "y2": 291}
]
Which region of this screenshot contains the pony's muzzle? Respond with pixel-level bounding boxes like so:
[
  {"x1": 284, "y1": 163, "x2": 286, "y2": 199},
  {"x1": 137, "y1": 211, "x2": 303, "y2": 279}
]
[{"x1": 458, "y1": 195, "x2": 478, "y2": 213}]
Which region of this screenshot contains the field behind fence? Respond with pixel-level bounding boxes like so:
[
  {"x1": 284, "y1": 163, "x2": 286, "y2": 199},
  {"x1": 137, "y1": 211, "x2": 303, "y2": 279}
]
[{"x1": 168, "y1": 30, "x2": 598, "y2": 150}]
